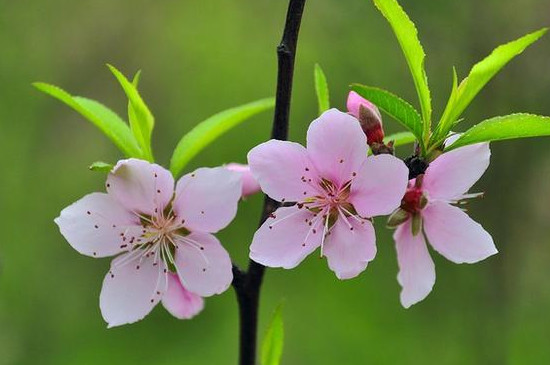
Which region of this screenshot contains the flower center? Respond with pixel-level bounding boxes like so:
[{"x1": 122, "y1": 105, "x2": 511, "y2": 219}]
[
  {"x1": 113, "y1": 207, "x2": 208, "y2": 274},
  {"x1": 401, "y1": 186, "x2": 427, "y2": 214},
  {"x1": 317, "y1": 178, "x2": 351, "y2": 209}
]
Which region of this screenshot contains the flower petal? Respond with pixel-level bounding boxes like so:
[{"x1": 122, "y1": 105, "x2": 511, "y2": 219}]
[
  {"x1": 162, "y1": 273, "x2": 204, "y2": 320},
  {"x1": 423, "y1": 143, "x2": 490, "y2": 200},
  {"x1": 307, "y1": 109, "x2": 367, "y2": 186},
  {"x1": 247, "y1": 140, "x2": 319, "y2": 202},
  {"x1": 423, "y1": 201, "x2": 498, "y2": 264},
  {"x1": 323, "y1": 218, "x2": 376, "y2": 280},
  {"x1": 173, "y1": 167, "x2": 242, "y2": 233},
  {"x1": 106, "y1": 158, "x2": 175, "y2": 216},
  {"x1": 350, "y1": 154, "x2": 409, "y2": 218},
  {"x1": 225, "y1": 163, "x2": 261, "y2": 197},
  {"x1": 55, "y1": 193, "x2": 143, "y2": 258},
  {"x1": 394, "y1": 220, "x2": 435, "y2": 308},
  {"x1": 100, "y1": 252, "x2": 167, "y2": 328},
  {"x1": 249, "y1": 206, "x2": 323, "y2": 269},
  {"x1": 174, "y1": 232, "x2": 233, "y2": 297}
]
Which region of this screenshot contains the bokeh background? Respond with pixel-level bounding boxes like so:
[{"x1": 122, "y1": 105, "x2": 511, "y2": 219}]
[{"x1": 1, "y1": 0, "x2": 550, "y2": 364}]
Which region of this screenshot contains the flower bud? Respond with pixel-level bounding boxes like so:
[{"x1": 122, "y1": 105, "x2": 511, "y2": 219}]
[
  {"x1": 387, "y1": 208, "x2": 409, "y2": 228},
  {"x1": 225, "y1": 163, "x2": 261, "y2": 198},
  {"x1": 411, "y1": 212, "x2": 423, "y2": 236},
  {"x1": 346, "y1": 91, "x2": 384, "y2": 146}
]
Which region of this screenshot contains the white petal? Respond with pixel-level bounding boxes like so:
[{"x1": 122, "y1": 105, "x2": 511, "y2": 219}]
[
  {"x1": 323, "y1": 218, "x2": 376, "y2": 280},
  {"x1": 55, "y1": 193, "x2": 143, "y2": 258},
  {"x1": 423, "y1": 201, "x2": 498, "y2": 264},
  {"x1": 100, "y1": 252, "x2": 167, "y2": 327},
  {"x1": 423, "y1": 143, "x2": 490, "y2": 200},
  {"x1": 247, "y1": 140, "x2": 320, "y2": 202},
  {"x1": 394, "y1": 220, "x2": 436, "y2": 308},
  {"x1": 249, "y1": 206, "x2": 323, "y2": 269},
  {"x1": 350, "y1": 154, "x2": 409, "y2": 217},
  {"x1": 162, "y1": 273, "x2": 205, "y2": 320},
  {"x1": 174, "y1": 232, "x2": 233, "y2": 297},
  {"x1": 106, "y1": 158, "x2": 174, "y2": 216},
  {"x1": 307, "y1": 109, "x2": 368, "y2": 186},
  {"x1": 173, "y1": 167, "x2": 242, "y2": 233}
]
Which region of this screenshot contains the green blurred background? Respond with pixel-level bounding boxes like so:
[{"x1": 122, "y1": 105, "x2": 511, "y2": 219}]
[{"x1": 1, "y1": 0, "x2": 550, "y2": 364}]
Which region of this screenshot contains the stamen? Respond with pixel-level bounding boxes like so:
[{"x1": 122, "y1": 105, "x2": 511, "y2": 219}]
[
  {"x1": 266, "y1": 208, "x2": 306, "y2": 229},
  {"x1": 339, "y1": 206, "x2": 365, "y2": 225},
  {"x1": 319, "y1": 212, "x2": 330, "y2": 257},
  {"x1": 337, "y1": 207, "x2": 353, "y2": 230}
]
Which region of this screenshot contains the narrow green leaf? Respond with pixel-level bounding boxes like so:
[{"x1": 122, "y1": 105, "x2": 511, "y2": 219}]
[
  {"x1": 107, "y1": 64, "x2": 155, "y2": 161},
  {"x1": 314, "y1": 63, "x2": 330, "y2": 115},
  {"x1": 445, "y1": 113, "x2": 550, "y2": 151},
  {"x1": 33, "y1": 82, "x2": 142, "y2": 158},
  {"x1": 261, "y1": 303, "x2": 284, "y2": 365},
  {"x1": 170, "y1": 98, "x2": 275, "y2": 177},
  {"x1": 438, "y1": 28, "x2": 547, "y2": 138},
  {"x1": 384, "y1": 131, "x2": 416, "y2": 147},
  {"x1": 351, "y1": 84, "x2": 423, "y2": 144},
  {"x1": 373, "y1": 0, "x2": 432, "y2": 130},
  {"x1": 131, "y1": 70, "x2": 142, "y2": 87},
  {"x1": 89, "y1": 161, "x2": 114, "y2": 172},
  {"x1": 430, "y1": 67, "x2": 458, "y2": 145}
]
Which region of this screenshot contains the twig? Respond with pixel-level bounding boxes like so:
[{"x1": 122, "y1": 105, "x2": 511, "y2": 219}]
[{"x1": 231, "y1": 1, "x2": 306, "y2": 364}]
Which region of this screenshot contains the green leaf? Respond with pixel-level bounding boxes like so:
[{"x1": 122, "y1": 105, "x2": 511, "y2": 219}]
[
  {"x1": 384, "y1": 131, "x2": 416, "y2": 147},
  {"x1": 89, "y1": 161, "x2": 114, "y2": 172},
  {"x1": 261, "y1": 303, "x2": 284, "y2": 365},
  {"x1": 445, "y1": 113, "x2": 550, "y2": 151},
  {"x1": 128, "y1": 70, "x2": 142, "y2": 145},
  {"x1": 437, "y1": 28, "x2": 547, "y2": 139},
  {"x1": 373, "y1": 0, "x2": 432, "y2": 131},
  {"x1": 351, "y1": 84, "x2": 423, "y2": 144},
  {"x1": 33, "y1": 82, "x2": 142, "y2": 158},
  {"x1": 170, "y1": 98, "x2": 275, "y2": 177},
  {"x1": 314, "y1": 63, "x2": 330, "y2": 115},
  {"x1": 107, "y1": 64, "x2": 155, "y2": 161}
]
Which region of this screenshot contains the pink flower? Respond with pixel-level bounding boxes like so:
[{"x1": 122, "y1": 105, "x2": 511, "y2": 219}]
[
  {"x1": 225, "y1": 163, "x2": 261, "y2": 197},
  {"x1": 247, "y1": 109, "x2": 409, "y2": 279},
  {"x1": 55, "y1": 159, "x2": 242, "y2": 327},
  {"x1": 391, "y1": 142, "x2": 498, "y2": 308}
]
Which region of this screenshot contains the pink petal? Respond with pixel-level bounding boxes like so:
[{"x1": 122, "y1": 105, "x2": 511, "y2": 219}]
[
  {"x1": 323, "y1": 218, "x2": 376, "y2": 280},
  {"x1": 394, "y1": 220, "x2": 435, "y2": 308},
  {"x1": 346, "y1": 91, "x2": 382, "y2": 121},
  {"x1": 247, "y1": 140, "x2": 319, "y2": 202},
  {"x1": 106, "y1": 159, "x2": 175, "y2": 216},
  {"x1": 249, "y1": 206, "x2": 322, "y2": 269},
  {"x1": 423, "y1": 143, "x2": 490, "y2": 200},
  {"x1": 162, "y1": 273, "x2": 204, "y2": 320},
  {"x1": 55, "y1": 193, "x2": 143, "y2": 258},
  {"x1": 423, "y1": 201, "x2": 498, "y2": 264},
  {"x1": 350, "y1": 154, "x2": 409, "y2": 218},
  {"x1": 173, "y1": 167, "x2": 242, "y2": 233},
  {"x1": 100, "y1": 252, "x2": 167, "y2": 328},
  {"x1": 174, "y1": 232, "x2": 233, "y2": 297},
  {"x1": 306, "y1": 109, "x2": 368, "y2": 186},
  {"x1": 225, "y1": 163, "x2": 261, "y2": 197}
]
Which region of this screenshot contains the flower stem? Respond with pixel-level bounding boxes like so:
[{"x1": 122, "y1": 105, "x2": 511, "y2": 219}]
[{"x1": 231, "y1": 0, "x2": 306, "y2": 364}]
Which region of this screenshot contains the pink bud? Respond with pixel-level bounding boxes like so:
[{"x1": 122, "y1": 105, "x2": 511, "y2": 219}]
[
  {"x1": 346, "y1": 91, "x2": 384, "y2": 145},
  {"x1": 225, "y1": 163, "x2": 261, "y2": 198}
]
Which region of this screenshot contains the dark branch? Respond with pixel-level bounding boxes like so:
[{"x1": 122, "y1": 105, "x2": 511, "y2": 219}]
[{"x1": 232, "y1": 1, "x2": 306, "y2": 364}]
